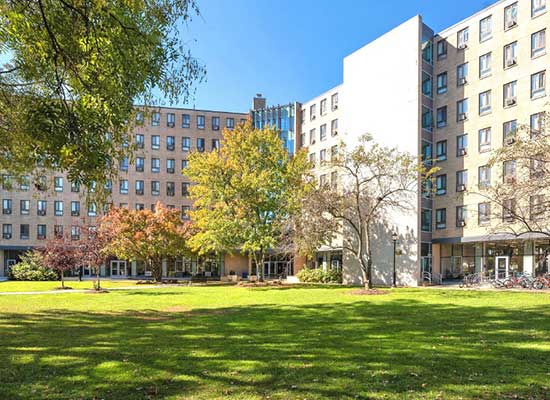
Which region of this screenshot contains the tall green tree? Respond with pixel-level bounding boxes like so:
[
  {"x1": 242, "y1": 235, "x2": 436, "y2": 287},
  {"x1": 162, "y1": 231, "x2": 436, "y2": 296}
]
[
  {"x1": 0, "y1": 0, "x2": 205, "y2": 197},
  {"x1": 187, "y1": 122, "x2": 311, "y2": 280}
]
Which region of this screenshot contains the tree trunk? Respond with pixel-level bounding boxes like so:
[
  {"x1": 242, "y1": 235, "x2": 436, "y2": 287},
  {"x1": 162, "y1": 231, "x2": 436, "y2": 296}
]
[
  {"x1": 151, "y1": 259, "x2": 163, "y2": 282},
  {"x1": 259, "y1": 252, "x2": 265, "y2": 282},
  {"x1": 367, "y1": 257, "x2": 373, "y2": 289},
  {"x1": 96, "y1": 265, "x2": 101, "y2": 291},
  {"x1": 61, "y1": 270, "x2": 65, "y2": 288}
]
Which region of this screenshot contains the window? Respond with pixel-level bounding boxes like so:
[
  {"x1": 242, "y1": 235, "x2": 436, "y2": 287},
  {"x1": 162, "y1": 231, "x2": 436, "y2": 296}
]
[
  {"x1": 503, "y1": 120, "x2": 517, "y2": 144},
  {"x1": 331, "y1": 171, "x2": 338, "y2": 189},
  {"x1": 530, "y1": 195, "x2": 545, "y2": 220},
  {"x1": 422, "y1": 141, "x2": 432, "y2": 163},
  {"x1": 479, "y1": 52, "x2": 492, "y2": 78},
  {"x1": 20, "y1": 224, "x2": 29, "y2": 240},
  {"x1": 457, "y1": 63, "x2": 468, "y2": 86},
  {"x1": 532, "y1": 30, "x2": 546, "y2": 58},
  {"x1": 505, "y1": 3, "x2": 518, "y2": 29},
  {"x1": 320, "y1": 124, "x2": 327, "y2": 141},
  {"x1": 309, "y1": 153, "x2": 316, "y2": 165},
  {"x1": 457, "y1": 134, "x2": 468, "y2": 156},
  {"x1": 54, "y1": 225, "x2": 63, "y2": 238},
  {"x1": 532, "y1": 0, "x2": 546, "y2": 17},
  {"x1": 437, "y1": 39, "x2": 447, "y2": 60},
  {"x1": 457, "y1": 27, "x2": 469, "y2": 49},
  {"x1": 421, "y1": 209, "x2": 432, "y2": 232},
  {"x1": 19, "y1": 176, "x2": 30, "y2": 191},
  {"x1": 104, "y1": 180, "x2": 112, "y2": 194},
  {"x1": 151, "y1": 181, "x2": 160, "y2": 196},
  {"x1": 501, "y1": 198, "x2": 515, "y2": 221},
  {"x1": 54, "y1": 200, "x2": 63, "y2": 216},
  {"x1": 331, "y1": 119, "x2": 338, "y2": 136},
  {"x1": 212, "y1": 116, "x2": 220, "y2": 131},
  {"x1": 182, "y1": 159, "x2": 188, "y2": 169},
  {"x1": 197, "y1": 138, "x2": 205, "y2": 152},
  {"x1": 479, "y1": 128, "x2": 491, "y2": 153},
  {"x1": 531, "y1": 71, "x2": 546, "y2": 98},
  {"x1": 531, "y1": 112, "x2": 545, "y2": 136},
  {"x1": 36, "y1": 176, "x2": 47, "y2": 191},
  {"x1": 37, "y1": 200, "x2": 47, "y2": 216},
  {"x1": 331, "y1": 145, "x2": 338, "y2": 161},
  {"x1": 37, "y1": 224, "x2": 47, "y2": 240},
  {"x1": 456, "y1": 206, "x2": 468, "y2": 227},
  {"x1": 1, "y1": 175, "x2": 12, "y2": 190},
  {"x1": 135, "y1": 203, "x2": 145, "y2": 211},
  {"x1": 479, "y1": 90, "x2": 491, "y2": 115},
  {"x1": 456, "y1": 170, "x2": 468, "y2": 192},
  {"x1": 135, "y1": 180, "x2": 144, "y2": 195},
  {"x1": 151, "y1": 135, "x2": 160, "y2": 150},
  {"x1": 182, "y1": 182, "x2": 190, "y2": 197},
  {"x1": 503, "y1": 160, "x2": 517, "y2": 183},
  {"x1": 479, "y1": 16, "x2": 492, "y2": 42},
  {"x1": 320, "y1": 99, "x2": 327, "y2": 115},
  {"x1": 310, "y1": 104, "x2": 316, "y2": 120},
  {"x1": 212, "y1": 139, "x2": 220, "y2": 150},
  {"x1": 182, "y1": 114, "x2": 190, "y2": 128},
  {"x1": 422, "y1": 72, "x2": 432, "y2": 97},
  {"x1": 457, "y1": 99, "x2": 468, "y2": 121},
  {"x1": 88, "y1": 203, "x2": 97, "y2": 217},
  {"x1": 2, "y1": 224, "x2": 12, "y2": 240},
  {"x1": 167, "y1": 136, "x2": 175, "y2": 151},
  {"x1": 71, "y1": 226, "x2": 80, "y2": 241},
  {"x1": 436, "y1": 174, "x2": 447, "y2": 195},
  {"x1": 71, "y1": 201, "x2": 80, "y2": 216},
  {"x1": 120, "y1": 157, "x2": 129, "y2": 172},
  {"x1": 422, "y1": 107, "x2": 433, "y2": 131},
  {"x1": 167, "y1": 113, "x2": 175, "y2": 128},
  {"x1": 320, "y1": 149, "x2": 327, "y2": 163},
  {"x1": 182, "y1": 137, "x2": 191, "y2": 151},
  {"x1": 422, "y1": 40, "x2": 433, "y2": 64},
  {"x1": 504, "y1": 42, "x2": 517, "y2": 67},
  {"x1": 136, "y1": 134, "x2": 144, "y2": 149},
  {"x1": 136, "y1": 157, "x2": 144, "y2": 172},
  {"x1": 436, "y1": 208, "x2": 447, "y2": 229},
  {"x1": 331, "y1": 93, "x2": 338, "y2": 110},
  {"x1": 436, "y1": 140, "x2": 447, "y2": 161},
  {"x1": 309, "y1": 128, "x2": 316, "y2": 145},
  {"x1": 300, "y1": 132, "x2": 306, "y2": 147},
  {"x1": 151, "y1": 158, "x2": 160, "y2": 173},
  {"x1": 2, "y1": 199, "x2": 12, "y2": 214},
  {"x1": 181, "y1": 205, "x2": 191, "y2": 220},
  {"x1": 436, "y1": 106, "x2": 447, "y2": 128},
  {"x1": 503, "y1": 81, "x2": 518, "y2": 106},
  {"x1": 167, "y1": 182, "x2": 175, "y2": 197},
  {"x1": 54, "y1": 177, "x2": 63, "y2": 192},
  {"x1": 436, "y1": 72, "x2": 447, "y2": 94},
  {"x1": 197, "y1": 115, "x2": 205, "y2": 129},
  {"x1": 119, "y1": 179, "x2": 128, "y2": 194},
  {"x1": 478, "y1": 203, "x2": 491, "y2": 225},
  {"x1": 226, "y1": 118, "x2": 235, "y2": 129},
  {"x1": 167, "y1": 158, "x2": 175, "y2": 174},
  {"x1": 20, "y1": 200, "x2": 29, "y2": 215},
  {"x1": 479, "y1": 165, "x2": 491, "y2": 187},
  {"x1": 151, "y1": 112, "x2": 160, "y2": 126}
]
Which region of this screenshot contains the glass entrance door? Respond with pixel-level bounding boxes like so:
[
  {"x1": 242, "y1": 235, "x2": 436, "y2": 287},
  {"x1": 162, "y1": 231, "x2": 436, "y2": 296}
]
[
  {"x1": 110, "y1": 260, "x2": 127, "y2": 278},
  {"x1": 496, "y1": 256, "x2": 509, "y2": 278}
]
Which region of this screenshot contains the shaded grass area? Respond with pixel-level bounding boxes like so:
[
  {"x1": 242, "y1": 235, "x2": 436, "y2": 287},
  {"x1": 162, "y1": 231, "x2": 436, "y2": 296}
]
[
  {"x1": 0, "y1": 287, "x2": 549, "y2": 399},
  {"x1": 0, "y1": 280, "x2": 144, "y2": 292}
]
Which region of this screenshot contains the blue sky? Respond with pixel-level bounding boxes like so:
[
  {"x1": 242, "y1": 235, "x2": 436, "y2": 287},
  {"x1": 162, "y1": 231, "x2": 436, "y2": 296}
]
[{"x1": 178, "y1": 0, "x2": 495, "y2": 112}]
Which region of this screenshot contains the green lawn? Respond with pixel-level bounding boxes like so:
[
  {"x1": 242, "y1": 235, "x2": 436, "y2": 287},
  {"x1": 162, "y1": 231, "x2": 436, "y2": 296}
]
[
  {"x1": 0, "y1": 279, "x2": 146, "y2": 292},
  {"x1": 0, "y1": 286, "x2": 548, "y2": 400}
]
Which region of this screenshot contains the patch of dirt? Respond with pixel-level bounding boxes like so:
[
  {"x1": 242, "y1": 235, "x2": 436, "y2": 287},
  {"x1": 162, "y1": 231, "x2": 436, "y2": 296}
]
[
  {"x1": 237, "y1": 280, "x2": 284, "y2": 288},
  {"x1": 55, "y1": 286, "x2": 73, "y2": 290},
  {"x1": 164, "y1": 305, "x2": 191, "y2": 313},
  {"x1": 349, "y1": 289, "x2": 389, "y2": 296},
  {"x1": 85, "y1": 289, "x2": 110, "y2": 294}
]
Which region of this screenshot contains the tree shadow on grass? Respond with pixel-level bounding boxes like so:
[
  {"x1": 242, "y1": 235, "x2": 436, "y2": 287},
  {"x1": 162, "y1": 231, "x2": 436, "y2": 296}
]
[{"x1": 0, "y1": 297, "x2": 549, "y2": 399}]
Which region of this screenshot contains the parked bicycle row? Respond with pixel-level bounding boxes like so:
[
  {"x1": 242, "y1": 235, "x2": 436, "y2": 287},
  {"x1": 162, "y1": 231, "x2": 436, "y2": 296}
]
[{"x1": 459, "y1": 272, "x2": 550, "y2": 290}]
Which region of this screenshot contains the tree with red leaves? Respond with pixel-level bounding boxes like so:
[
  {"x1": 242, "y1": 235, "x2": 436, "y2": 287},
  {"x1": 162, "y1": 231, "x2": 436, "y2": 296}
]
[
  {"x1": 99, "y1": 201, "x2": 194, "y2": 282},
  {"x1": 40, "y1": 235, "x2": 81, "y2": 289},
  {"x1": 78, "y1": 225, "x2": 112, "y2": 291}
]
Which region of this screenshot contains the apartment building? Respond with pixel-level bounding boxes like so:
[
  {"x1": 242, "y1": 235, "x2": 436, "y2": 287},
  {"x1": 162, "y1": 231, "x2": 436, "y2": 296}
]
[
  {"x1": 428, "y1": 0, "x2": 550, "y2": 281},
  {"x1": 0, "y1": 107, "x2": 248, "y2": 278}
]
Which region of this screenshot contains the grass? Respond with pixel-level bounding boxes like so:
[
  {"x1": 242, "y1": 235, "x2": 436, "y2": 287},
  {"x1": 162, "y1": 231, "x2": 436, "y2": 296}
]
[
  {"x1": 0, "y1": 285, "x2": 549, "y2": 399},
  {"x1": 0, "y1": 279, "x2": 144, "y2": 292}
]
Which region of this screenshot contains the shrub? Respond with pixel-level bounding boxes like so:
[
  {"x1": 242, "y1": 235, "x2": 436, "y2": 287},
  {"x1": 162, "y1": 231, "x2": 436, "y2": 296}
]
[
  {"x1": 296, "y1": 267, "x2": 342, "y2": 283},
  {"x1": 8, "y1": 251, "x2": 59, "y2": 281}
]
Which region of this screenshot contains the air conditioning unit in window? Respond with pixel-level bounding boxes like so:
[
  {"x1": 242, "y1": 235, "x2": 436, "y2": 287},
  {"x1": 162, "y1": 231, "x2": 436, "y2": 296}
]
[
  {"x1": 71, "y1": 211, "x2": 80, "y2": 216},
  {"x1": 505, "y1": 175, "x2": 517, "y2": 184},
  {"x1": 506, "y1": 58, "x2": 517, "y2": 67},
  {"x1": 311, "y1": 116, "x2": 316, "y2": 121},
  {"x1": 457, "y1": 184, "x2": 466, "y2": 192},
  {"x1": 458, "y1": 43, "x2": 468, "y2": 50},
  {"x1": 167, "y1": 168, "x2": 175, "y2": 174},
  {"x1": 458, "y1": 113, "x2": 467, "y2": 121},
  {"x1": 37, "y1": 210, "x2": 46, "y2": 216},
  {"x1": 505, "y1": 136, "x2": 516, "y2": 145},
  {"x1": 332, "y1": 130, "x2": 338, "y2": 136},
  {"x1": 457, "y1": 220, "x2": 466, "y2": 227},
  {"x1": 458, "y1": 77, "x2": 468, "y2": 86},
  {"x1": 458, "y1": 148, "x2": 468, "y2": 156},
  {"x1": 3, "y1": 233, "x2": 12, "y2": 239},
  {"x1": 506, "y1": 19, "x2": 517, "y2": 29},
  {"x1": 332, "y1": 105, "x2": 338, "y2": 110},
  {"x1": 3, "y1": 209, "x2": 11, "y2": 215},
  {"x1": 37, "y1": 234, "x2": 46, "y2": 240},
  {"x1": 136, "y1": 189, "x2": 144, "y2": 195},
  {"x1": 505, "y1": 97, "x2": 517, "y2": 107}
]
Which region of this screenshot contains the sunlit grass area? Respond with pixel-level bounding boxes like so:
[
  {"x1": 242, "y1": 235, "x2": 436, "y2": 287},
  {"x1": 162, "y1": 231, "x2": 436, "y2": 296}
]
[
  {"x1": 0, "y1": 286, "x2": 549, "y2": 399},
  {"x1": 0, "y1": 279, "x2": 144, "y2": 292}
]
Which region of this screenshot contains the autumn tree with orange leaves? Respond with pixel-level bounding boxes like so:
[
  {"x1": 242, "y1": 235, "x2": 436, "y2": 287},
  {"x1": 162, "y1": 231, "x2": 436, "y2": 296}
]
[{"x1": 99, "y1": 202, "x2": 194, "y2": 281}]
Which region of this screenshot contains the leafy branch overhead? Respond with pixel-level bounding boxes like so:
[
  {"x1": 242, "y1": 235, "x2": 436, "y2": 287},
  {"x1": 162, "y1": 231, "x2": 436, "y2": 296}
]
[{"x1": 0, "y1": 0, "x2": 205, "y2": 198}]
